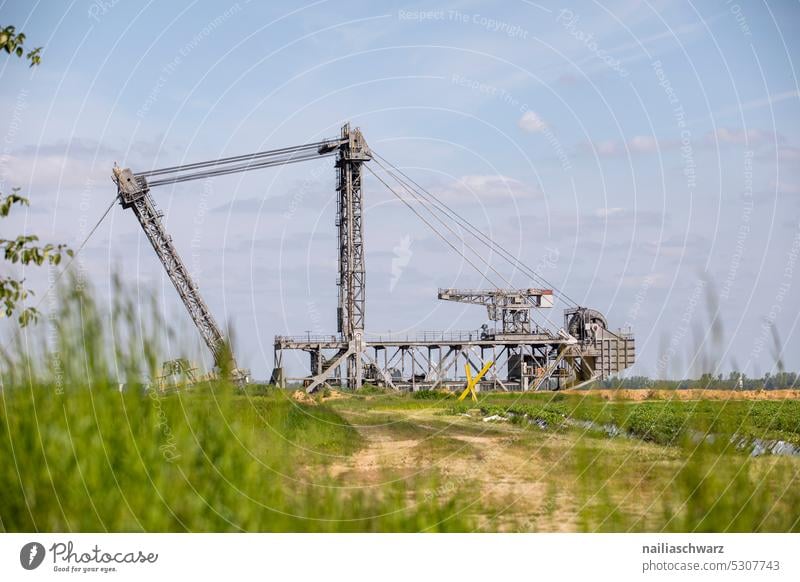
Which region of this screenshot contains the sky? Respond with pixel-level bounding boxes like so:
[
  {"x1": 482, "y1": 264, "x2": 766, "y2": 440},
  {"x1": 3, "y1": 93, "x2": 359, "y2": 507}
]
[{"x1": 1, "y1": 0, "x2": 799, "y2": 381}]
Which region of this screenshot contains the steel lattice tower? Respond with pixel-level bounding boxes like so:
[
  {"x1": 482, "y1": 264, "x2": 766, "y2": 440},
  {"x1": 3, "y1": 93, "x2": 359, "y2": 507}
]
[{"x1": 335, "y1": 123, "x2": 370, "y2": 387}]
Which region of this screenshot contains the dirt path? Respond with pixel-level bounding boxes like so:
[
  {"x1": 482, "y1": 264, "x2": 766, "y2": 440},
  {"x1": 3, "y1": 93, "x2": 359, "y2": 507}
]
[
  {"x1": 329, "y1": 407, "x2": 582, "y2": 531},
  {"x1": 322, "y1": 397, "x2": 800, "y2": 532}
]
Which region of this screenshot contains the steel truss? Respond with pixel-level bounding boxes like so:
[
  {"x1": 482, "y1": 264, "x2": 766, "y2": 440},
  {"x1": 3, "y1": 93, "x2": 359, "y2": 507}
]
[
  {"x1": 113, "y1": 125, "x2": 367, "y2": 386},
  {"x1": 274, "y1": 320, "x2": 635, "y2": 393},
  {"x1": 113, "y1": 167, "x2": 245, "y2": 379},
  {"x1": 113, "y1": 121, "x2": 635, "y2": 392}
]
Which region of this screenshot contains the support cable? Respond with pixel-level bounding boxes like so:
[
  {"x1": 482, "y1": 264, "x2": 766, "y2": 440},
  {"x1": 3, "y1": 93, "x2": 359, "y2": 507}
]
[
  {"x1": 140, "y1": 140, "x2": 333, "y2": 178},
  {"x1": 364, "y1": 165, "x2": 504, "y2": 290},
  {"x1": 369, "y1": 160, "x2": 566, "y2": 333},
  {"x1": 148, "y1": 150, "x2": 334, "y2": 187},
  {"x1": 370, "y1": 164, "x2": 518, "y2": 290},
  {"x1": 372, "y1": 151, "x2": 579, "y2": 308}
]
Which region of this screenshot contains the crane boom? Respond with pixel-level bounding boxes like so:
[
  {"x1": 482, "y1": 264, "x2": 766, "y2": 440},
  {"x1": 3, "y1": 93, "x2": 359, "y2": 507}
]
[
  {"x1": 112, "y1": 167, "x2": 235, "y2": 373},
  {"x1": 437, "y1": 288, "x2": 554, "y2": 334},
  {"x1": 112, "y1": 129, "x2": 366, "y2": 386}
]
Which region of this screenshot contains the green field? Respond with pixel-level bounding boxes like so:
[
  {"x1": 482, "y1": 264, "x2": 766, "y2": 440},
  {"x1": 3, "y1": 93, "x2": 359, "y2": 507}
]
[
  {"x1": 1, "y1": 282, "x2": 799, "y2": 532},
  {"x1": 2, "y1": 384, "x2": 799, "y2": 532}
]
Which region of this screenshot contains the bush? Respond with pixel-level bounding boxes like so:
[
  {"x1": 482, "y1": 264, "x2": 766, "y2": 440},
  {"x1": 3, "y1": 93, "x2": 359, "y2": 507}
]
[
  {"x1": 356, "y1": 384, "x2": 388, "y2": 395},
  {"x1": 412, "y1": 389, "x2": 453, "y2": 400},
  {"x1": 624, "y1": 403, "x2": 687, "y2": 445}
]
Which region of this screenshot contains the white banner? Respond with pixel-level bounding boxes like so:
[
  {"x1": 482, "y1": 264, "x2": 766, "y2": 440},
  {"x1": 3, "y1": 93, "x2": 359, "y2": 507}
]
[{"x1": 1, "y1": 533, "x2": 797, "y2": 581}]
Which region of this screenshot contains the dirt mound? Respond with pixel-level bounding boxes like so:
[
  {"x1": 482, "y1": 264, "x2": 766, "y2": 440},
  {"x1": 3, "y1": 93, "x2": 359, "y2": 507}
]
[
  {"x1": 291, "y1": 390, "x2": 317, "y2": 406},
  {"x1": 562, "y1": 388, "x2": 800, "y2": 401}
]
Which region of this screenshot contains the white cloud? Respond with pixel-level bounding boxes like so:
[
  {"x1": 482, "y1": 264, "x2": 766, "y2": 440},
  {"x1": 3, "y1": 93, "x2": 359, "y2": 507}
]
[
  {"x1": 703, "y1": 90, "x2": 800, "y2": 122},
  {"x1": 518, "y1": 111, "x2": 547, "y2": 133},
  {"x1": 594, "y1": 207, "x2": 625, "y2": 218},
  {"x1": 438, "y1": 174, "x2": 538, "y2": 200},
  {"x1": 584, "y1": 135, "x2": 659, "y2": 157},
  {"x1": 0, "y1": 137, "x2": 174, "y2": 193},
  {"x1": 770, "y1": 180, "x2": 800, "y2": 195},
  {"x1": 629, "y1": 135, "x2": 659, "y2": 153},
  {"x1": 643, "y1": 233, "x2": 710, "y2": 259},
  {"x1": 583, "y1": 128, "x2": 785, "y2": 158},
  {"x1": 0, "y1": 153, "x2": 105, "y2": 191},
  {"x1": 595, "y1": 140, "x2": 619, "y2": 156},
  {"x1": 777, "y1": 147, "x2": 800, "y2": 161},
  {"x1": 707, "y1": 128, "x2": 781, "y2": 146},
  {"x1": 755, "y1": 145, "x2": 800, "y2": 163},
  {"x1": 620, "y1": 272, "x2": 666, "y2": 289}
]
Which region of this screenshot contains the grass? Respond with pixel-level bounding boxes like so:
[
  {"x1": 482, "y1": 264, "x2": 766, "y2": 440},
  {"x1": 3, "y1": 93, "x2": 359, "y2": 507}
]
[
  {"x1": 1, "y1": 276, "x2": 798, "y2": 532},
  {"x1": 429, "y1": 391, "x2": 800, "y2": 447},
  {"x1": 658, "y1": 440, "x2": 800, "y2": 532},
  {"x1": 0, "y1": 386, "x2": 477, "y2": 531},
  {"x1": 0, "y1": 277, "x2": 475, "y2": 532}
]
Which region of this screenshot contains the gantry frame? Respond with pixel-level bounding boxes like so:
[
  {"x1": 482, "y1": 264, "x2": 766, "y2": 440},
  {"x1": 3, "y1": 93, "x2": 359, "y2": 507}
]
[
  {"x1": 112, "y1": 122, "x2": 635, "y2": 393},
  {"x1": 113, "y1": 125, "x2": 368, "y2": 385}
]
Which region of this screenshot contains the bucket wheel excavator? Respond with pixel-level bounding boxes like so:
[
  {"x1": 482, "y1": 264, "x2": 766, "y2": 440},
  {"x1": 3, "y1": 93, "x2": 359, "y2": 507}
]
[{"x1": 112, "y1": 122, "x2": 635, "y2": 392}]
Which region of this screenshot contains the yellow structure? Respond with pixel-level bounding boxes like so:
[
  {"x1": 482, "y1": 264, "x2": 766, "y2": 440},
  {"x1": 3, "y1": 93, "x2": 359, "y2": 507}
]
[{"x1": 458, "y1": 361, "x2": 494, "y2": 402}]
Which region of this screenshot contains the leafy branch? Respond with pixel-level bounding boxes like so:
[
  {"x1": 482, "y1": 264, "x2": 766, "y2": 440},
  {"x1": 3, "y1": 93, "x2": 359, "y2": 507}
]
[
  {"x1": 1, "y1": 190, "x2": 73, "y2": 326},
  {"x1": 0, "y1": 25, "x2": 42, "y2": 66},
  {"x1": 0, "y1": 23, "x2": 63, "y2": 327}
]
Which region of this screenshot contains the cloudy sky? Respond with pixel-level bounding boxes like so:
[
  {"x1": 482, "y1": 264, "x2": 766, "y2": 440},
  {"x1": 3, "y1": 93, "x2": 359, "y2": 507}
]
[{"x1": 2, "y1": 0, "x2": 799, "y2": 380}]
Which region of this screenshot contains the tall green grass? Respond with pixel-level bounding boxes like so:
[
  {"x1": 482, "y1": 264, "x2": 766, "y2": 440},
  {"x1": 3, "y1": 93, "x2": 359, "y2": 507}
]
[
  {"x1": 3, "y1": 277, "x2": 797, "y2": 532},
  {"x1": 660, "y1": 440, "x2": 800, "y2": 532},
  {"x1": 0, "y1": 277, "x2": 474, "y2": 532},
  {"x1": 572, "y1": 435, "x2": 800, "y2": 532}
]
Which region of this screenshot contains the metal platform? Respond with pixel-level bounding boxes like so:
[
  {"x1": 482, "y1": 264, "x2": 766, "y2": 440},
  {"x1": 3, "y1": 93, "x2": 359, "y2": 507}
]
[{"x1": 273, "y1": 311, "x2": 635, "y2": 393}]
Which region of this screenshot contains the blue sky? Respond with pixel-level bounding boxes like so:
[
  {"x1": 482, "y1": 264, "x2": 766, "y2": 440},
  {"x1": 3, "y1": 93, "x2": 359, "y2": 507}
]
[{"x1": 2, "y1": 0, "x2": 799, "y2": 380}]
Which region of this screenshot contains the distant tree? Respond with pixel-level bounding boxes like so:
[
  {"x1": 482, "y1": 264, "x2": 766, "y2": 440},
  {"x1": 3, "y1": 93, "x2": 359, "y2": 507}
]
[
  {"x1": 1, "y1": 26, "x2": 72, "y2": 327},
  {"x1": 698, "y1": 372, "x2": 715, "y2": 387}
]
